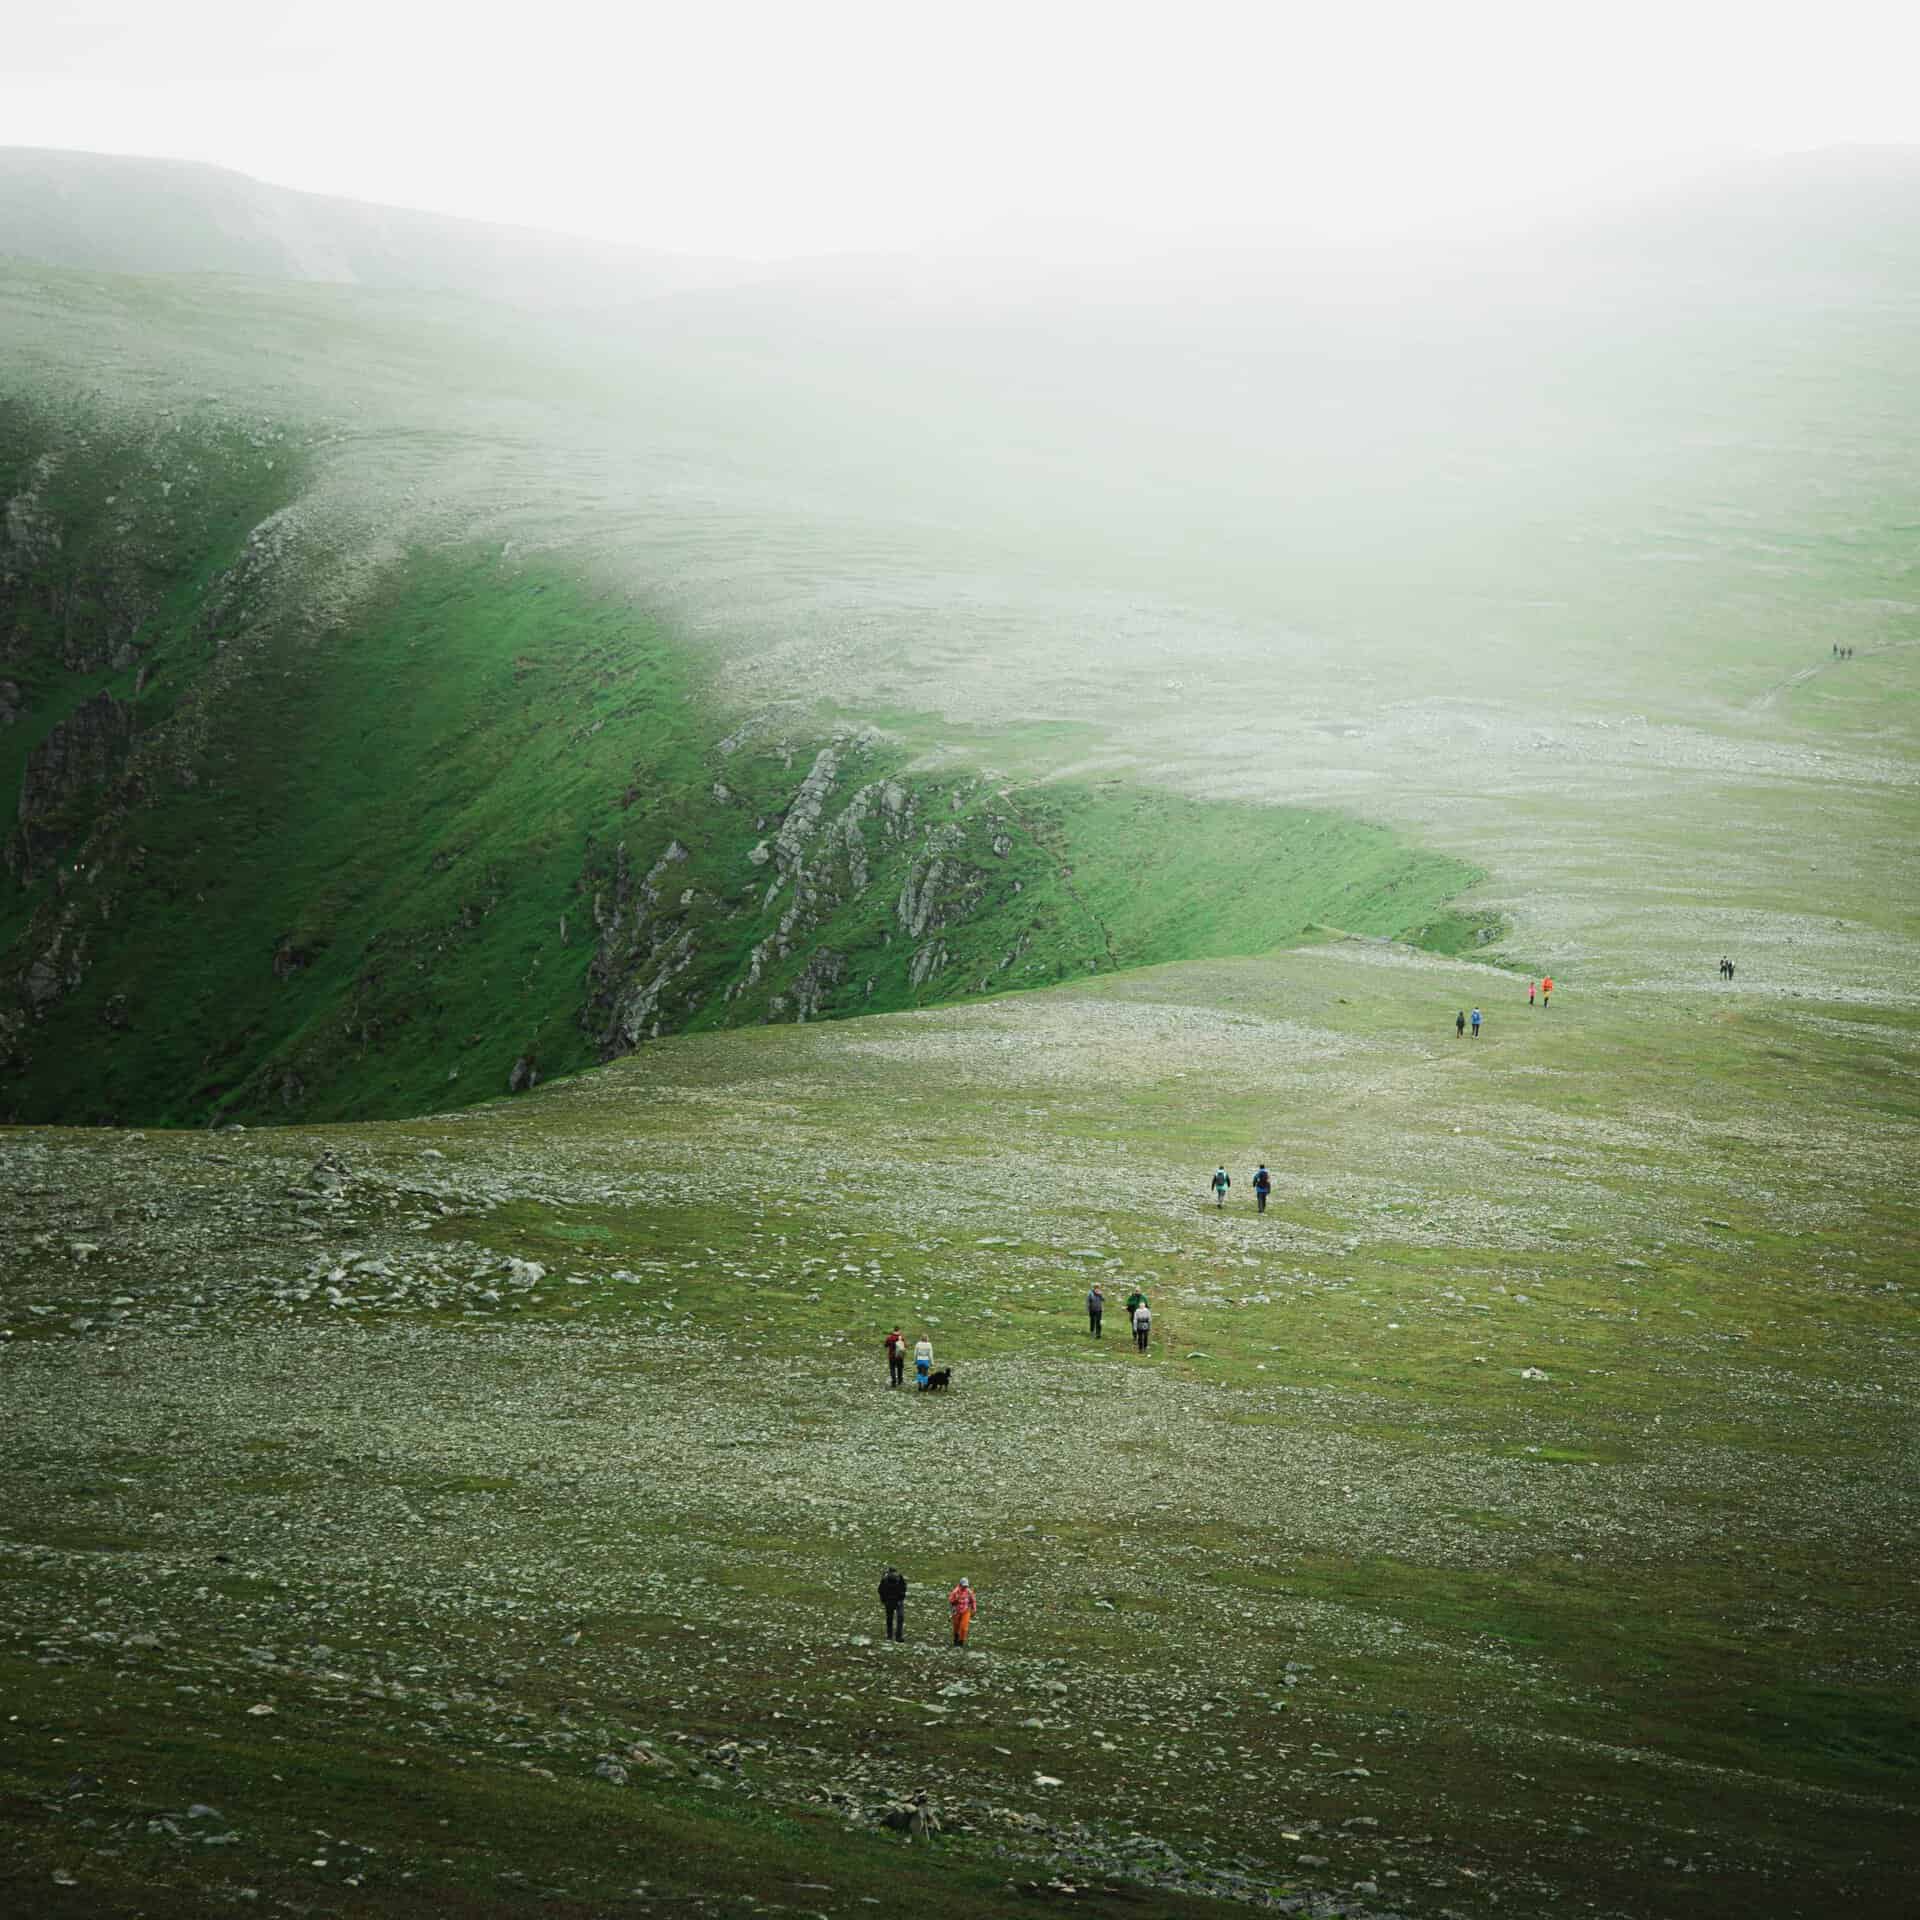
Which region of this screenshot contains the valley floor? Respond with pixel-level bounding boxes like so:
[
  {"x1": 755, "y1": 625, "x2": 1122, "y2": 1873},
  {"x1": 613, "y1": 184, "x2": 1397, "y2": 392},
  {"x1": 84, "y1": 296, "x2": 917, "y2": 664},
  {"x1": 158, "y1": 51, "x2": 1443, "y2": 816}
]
[{"x1": 3, "y1": 937, "x2": 1916, "y2": 1916}]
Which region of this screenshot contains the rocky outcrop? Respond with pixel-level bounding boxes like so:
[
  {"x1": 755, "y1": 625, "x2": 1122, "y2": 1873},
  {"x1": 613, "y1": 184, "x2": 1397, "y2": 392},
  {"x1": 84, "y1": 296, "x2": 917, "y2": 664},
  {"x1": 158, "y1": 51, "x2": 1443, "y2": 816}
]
[
  {"x1": 577, "y1": 729, "x2": 1033, "y2": 1061},
  {"x1": 5, "y1": 691, "x2": 136, "y2": 883},
  {"x1": 786, "y1": 948, "x2": 847, "y2": 1021},
  {"x1": 580, "y1": 837, "x2": 700, "y2": 1055}
]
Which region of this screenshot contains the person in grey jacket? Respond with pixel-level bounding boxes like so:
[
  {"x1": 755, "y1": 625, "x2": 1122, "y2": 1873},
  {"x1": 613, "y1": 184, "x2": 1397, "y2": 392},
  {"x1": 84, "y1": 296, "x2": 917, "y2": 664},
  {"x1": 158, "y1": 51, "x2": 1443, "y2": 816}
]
[{"x1": 1087, "y1": 1283, "x2": 1104, "y2": 1337}]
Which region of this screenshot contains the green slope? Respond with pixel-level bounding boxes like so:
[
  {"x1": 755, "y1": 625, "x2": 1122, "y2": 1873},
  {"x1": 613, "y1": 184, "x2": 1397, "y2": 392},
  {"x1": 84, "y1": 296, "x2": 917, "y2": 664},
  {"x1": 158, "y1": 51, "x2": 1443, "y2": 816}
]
[{"x1": 1, "y1": 405, "x2": 1481, "y2": 1126}]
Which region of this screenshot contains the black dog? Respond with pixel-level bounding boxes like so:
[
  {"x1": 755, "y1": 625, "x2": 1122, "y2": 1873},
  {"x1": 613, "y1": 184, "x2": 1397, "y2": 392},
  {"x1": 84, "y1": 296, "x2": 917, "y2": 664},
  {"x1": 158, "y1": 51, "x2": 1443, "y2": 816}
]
[{"x1": 924, "y1": 1367, "x2": 953, "y2": 1392}]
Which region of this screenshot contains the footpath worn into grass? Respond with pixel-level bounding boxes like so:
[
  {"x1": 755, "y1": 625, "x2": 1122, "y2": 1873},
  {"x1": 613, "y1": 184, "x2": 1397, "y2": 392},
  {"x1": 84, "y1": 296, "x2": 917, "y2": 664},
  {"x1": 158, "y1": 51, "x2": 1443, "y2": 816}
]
[{"x1": 3, "y1": 940, "x2": 1916, "y2": 1916}]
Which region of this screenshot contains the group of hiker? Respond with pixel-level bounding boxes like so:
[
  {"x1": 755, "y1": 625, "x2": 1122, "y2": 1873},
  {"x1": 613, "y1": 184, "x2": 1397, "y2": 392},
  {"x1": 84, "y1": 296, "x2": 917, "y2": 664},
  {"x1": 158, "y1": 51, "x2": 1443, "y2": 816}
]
[
  {"x1": 1454, "y1": 975, "x2": 1556, "y2": 1039},
  {"x1": 1209, "y1": 1164, "x2": 1272, "y2": 1211},
  {"x1": 877, "y1": 1565, "x2": 977, "y2": 1646},
  {"x1": 1718, "y1": 955, "x2": 1737, "y2": 981},
  {"x1": 1831, "y1": 644, "x2": 1854, "y2": 659},
  {"x1": 882, "y1": 1327, "x2": 940, "y2": 1389},
  {"x1": 1085, "y1": 1282, "x2": 1153, "y2": 1349}
]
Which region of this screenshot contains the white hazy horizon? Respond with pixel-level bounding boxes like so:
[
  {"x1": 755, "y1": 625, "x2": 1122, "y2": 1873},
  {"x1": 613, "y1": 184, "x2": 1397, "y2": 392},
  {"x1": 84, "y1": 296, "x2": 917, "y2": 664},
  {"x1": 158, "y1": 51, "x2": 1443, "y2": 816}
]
[{"x1": 8, "y1": 1, "x2": 1920, "y2": 263}]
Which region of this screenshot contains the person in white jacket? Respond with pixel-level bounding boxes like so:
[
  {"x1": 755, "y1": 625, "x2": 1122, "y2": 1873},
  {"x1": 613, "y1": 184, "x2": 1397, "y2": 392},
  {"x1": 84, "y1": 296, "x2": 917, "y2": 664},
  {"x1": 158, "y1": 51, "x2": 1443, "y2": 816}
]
[
  {"x1": 1132, "y1": 1300, "x2": 1152, "y2": 1353},
  {"x1": 914, "y1": 1335, "x2": 934, "y2": 1390}
]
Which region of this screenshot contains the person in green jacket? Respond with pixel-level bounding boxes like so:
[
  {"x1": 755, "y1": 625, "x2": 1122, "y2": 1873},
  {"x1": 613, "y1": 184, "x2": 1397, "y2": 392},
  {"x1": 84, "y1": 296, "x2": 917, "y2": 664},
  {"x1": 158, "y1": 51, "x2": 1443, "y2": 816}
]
[{"x1": 1210, "y1": 1166, "x2": 1231, "y2": 1207}]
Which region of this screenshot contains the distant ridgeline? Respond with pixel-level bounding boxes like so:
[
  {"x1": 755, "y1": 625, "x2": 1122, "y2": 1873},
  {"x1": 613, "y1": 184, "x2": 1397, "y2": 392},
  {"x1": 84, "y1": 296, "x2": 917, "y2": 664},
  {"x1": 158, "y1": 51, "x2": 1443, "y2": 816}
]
[{"x1": 0, "y1": 396, "x2": 1485, "y2": 1126}]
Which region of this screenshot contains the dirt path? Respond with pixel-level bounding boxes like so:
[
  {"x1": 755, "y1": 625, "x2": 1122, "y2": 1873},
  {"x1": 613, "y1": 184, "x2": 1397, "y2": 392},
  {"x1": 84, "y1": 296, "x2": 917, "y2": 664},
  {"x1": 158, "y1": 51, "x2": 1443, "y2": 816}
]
[{"x1": 1752, "y1": 638, "x2": 1920, "y2": 710}]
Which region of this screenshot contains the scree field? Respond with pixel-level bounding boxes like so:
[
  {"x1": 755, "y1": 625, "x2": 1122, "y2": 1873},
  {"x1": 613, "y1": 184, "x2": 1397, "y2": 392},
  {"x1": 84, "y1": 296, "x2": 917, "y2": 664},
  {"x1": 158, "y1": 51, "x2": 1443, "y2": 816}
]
[{"x1": 3, "y1": 921, "x2": 1917, "y2": 1916}]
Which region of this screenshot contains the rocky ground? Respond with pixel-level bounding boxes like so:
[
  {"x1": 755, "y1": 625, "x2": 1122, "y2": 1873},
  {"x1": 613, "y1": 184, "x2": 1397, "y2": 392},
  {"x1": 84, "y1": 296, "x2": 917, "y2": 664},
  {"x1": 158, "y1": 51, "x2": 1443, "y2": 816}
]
[{"x1": 4, "y1": 938, "x2": 1915, "y2": 1916}]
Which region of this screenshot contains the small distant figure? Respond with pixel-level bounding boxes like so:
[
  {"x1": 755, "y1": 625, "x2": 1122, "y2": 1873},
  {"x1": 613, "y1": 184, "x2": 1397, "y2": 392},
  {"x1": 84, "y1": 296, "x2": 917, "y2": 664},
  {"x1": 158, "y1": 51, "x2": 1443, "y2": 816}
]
[
  {"x1": 1725, "y1": 959, "x2": 1735, "y2": 983},
  {"x1": 1542, "y1": 975, "x2": 1553, "y2": 1007},
  {"x1": 1718, "y1": 956, "x2": 1731, "y2": 981},
  {"x1": 1132, "y1": 1298, "x2": 1152, "y2": 1352},
  {"x1": 1087, "y1": 1283, "x2": 1104, "y2": 1338},
  {"x1": 1528, "y1": 978, "x2": 1537, "y2": 1006},
  {"x1": 1470, "y1": 1007, "x2": 1482, "y2": 1038},
  {"x1": 1455, "y1": 1009, "x2": 1466, "y2": 1038},
  {"x1": 1252, "y1": 1164, "x2": 1272, "y2": 1214},
  {"x1": 879, "y1": 1565, "x2": 907, "y2": 1641},
  {"x1": 884, "y1": 1326, "x2": 906, "y2": 1389},
  {"x1": 1211, "y1": 1166, "x2": 1231, "y2": 1207},
  {"x1": 914, "y1": 1334, "x2": 933, "y2": 1391},
  {"x1": 948, "y1": 1577, "x2": 977, "y2": 1647}
]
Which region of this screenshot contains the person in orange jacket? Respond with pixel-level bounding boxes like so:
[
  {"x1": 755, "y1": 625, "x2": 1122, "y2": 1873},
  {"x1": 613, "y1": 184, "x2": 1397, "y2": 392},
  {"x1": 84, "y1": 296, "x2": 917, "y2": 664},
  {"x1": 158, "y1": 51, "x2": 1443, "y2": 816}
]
[
  {"x1": 1542, "y1": 975, "x2": 1554, "y2": 1007},
  {"x1": 948, "y1": 1577, "x2": 978, "y2": 1647}
]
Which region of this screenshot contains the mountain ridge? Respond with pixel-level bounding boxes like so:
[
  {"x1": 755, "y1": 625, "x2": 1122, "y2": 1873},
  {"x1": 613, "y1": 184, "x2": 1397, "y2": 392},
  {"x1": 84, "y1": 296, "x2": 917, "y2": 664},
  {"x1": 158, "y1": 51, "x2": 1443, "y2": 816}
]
[{"x1": 0, "y1": 146, "x2": 747, "y2": 311}]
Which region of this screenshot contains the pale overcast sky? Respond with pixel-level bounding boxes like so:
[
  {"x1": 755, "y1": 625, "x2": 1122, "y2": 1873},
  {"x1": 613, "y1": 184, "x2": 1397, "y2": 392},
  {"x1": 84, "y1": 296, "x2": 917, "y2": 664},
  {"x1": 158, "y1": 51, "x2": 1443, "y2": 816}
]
[{"x1": 7, "y1": 1, "x2": 1920, "y2": 259}]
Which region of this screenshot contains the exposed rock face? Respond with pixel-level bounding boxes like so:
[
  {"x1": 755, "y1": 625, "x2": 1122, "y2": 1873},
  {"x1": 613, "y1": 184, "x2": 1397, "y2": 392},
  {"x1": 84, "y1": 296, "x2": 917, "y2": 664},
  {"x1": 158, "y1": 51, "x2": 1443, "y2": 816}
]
[
  {"x1": 788, "y1": 949, "x2": 847, "y2": 1021},
  {"x1": 0, "y1": 678, "x2": 21, "y2": 726},
  {"x1": 5, "y1": 691, "x2": 135, "y2": 883},
  {"x1": 579, "y1": 732, "x2": 1012, "y2": 1062},
  {"x1": 898, "y1": 823, "x2": 971, "y2": 940},
  {"x1": 581, "y1": 838, "x2": 699, "y2": 1054}
]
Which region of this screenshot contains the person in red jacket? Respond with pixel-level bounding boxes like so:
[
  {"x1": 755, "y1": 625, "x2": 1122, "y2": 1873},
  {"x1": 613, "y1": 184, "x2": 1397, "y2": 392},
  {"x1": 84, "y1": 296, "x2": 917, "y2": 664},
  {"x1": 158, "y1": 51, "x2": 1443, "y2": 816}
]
[
  {"x1": 1542, "y1": 975, "x2": 1554, "y2": 1007},
  {"x1": 948, "y1": 1577, "x2": 977, "y2": 1647},
  {"x1": 884, "y1": 1328, "x2": 905, "y2": 1389}
]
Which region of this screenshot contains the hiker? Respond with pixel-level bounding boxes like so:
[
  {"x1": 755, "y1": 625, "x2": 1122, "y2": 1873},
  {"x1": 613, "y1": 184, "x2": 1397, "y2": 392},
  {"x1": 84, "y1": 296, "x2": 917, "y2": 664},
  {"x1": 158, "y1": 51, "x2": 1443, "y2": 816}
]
[
  {"x1": 1087, "y1": 1283, "x2": 1104, "y2": 1338},
  {"x1": 914, "y1": 1334, "x2": 933, "y2": 1391},
  {"x1": 948, "y1": 1577, "x2": 977, "y2": 1647},
  {"x1": 1725, "y1": 960, "x2": 1735, "y2": 983},
  {"x1": 879, "y1": 1565, "x2": 907, "y2": 1641},
  {"x1": 1132, "y1": 1297, "x2": 1152, "y2": 1352},
  {"x1": 1456, "y1": 1009, "x2": 1466, "y2": 1038},
  {"x1": 884, "y1": 1326, "x2": 906, "y2": 1389},
  {"x1": 1211, "y1": 1166, "x2": 1231, "y2": 1207},
  {"x1": 1252, "y1": 1164, "x2": 1271, "y2": 1214},
  {"x1": 1541, "y1": 975, "x2": 1553, "y2": 1007},
  {"x1": 1125, "y1": 1286, "x2": 1147, "y2": 1324},
  {"x1": 1470, "y1": 1007, "x2": 1481, "y2": 1038},
  {"x1": 1528, "y1": 978, "x2": 1536, "y2": 1006}
]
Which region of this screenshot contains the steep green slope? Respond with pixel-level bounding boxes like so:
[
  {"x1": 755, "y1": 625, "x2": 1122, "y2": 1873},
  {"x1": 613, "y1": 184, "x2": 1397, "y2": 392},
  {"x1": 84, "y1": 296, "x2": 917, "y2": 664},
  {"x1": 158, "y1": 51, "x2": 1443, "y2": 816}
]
[{"x1": 1, "y1": 405, "x2": 1481, "y2": 1126}]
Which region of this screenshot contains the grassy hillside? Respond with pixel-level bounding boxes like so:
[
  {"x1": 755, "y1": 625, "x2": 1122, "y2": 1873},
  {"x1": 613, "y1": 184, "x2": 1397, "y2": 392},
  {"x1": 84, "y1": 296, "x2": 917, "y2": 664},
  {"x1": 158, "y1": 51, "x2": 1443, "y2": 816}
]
[
  {"x1": 0, "y1": 150, "x2": 1915, "y2": 1920},
  {"x1": 1, "y1": 407, "x2": 1479, "y2": 1126}
]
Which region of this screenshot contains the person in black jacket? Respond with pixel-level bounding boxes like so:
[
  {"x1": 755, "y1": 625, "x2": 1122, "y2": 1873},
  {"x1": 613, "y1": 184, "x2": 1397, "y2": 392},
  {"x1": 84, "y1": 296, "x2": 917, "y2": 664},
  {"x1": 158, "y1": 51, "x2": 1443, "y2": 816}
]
[{"x1": 879, "y1": 1565, "x2": 908, "y2": 1641}]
